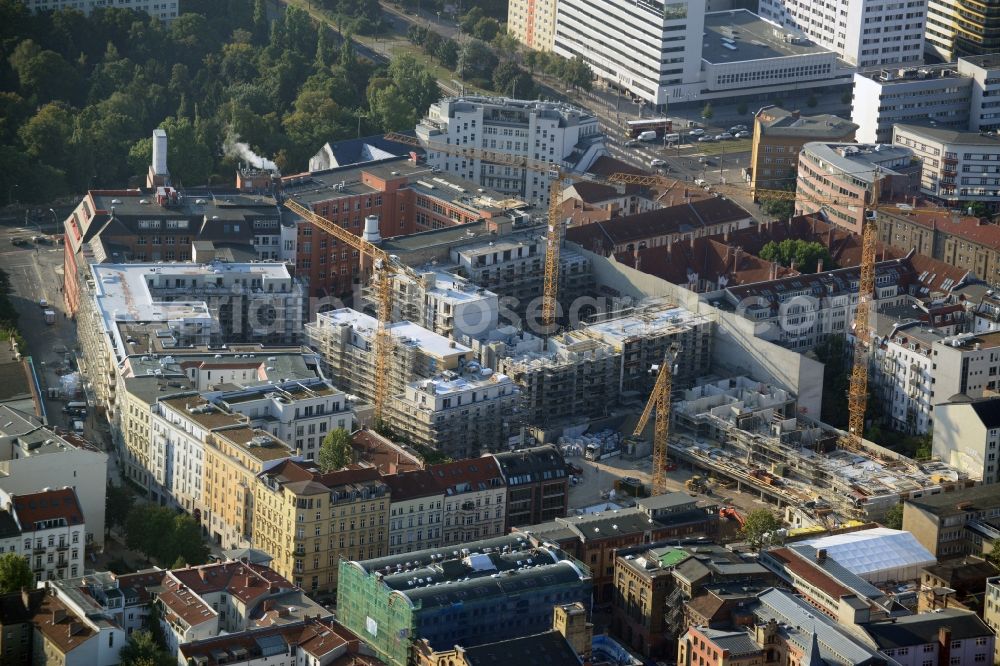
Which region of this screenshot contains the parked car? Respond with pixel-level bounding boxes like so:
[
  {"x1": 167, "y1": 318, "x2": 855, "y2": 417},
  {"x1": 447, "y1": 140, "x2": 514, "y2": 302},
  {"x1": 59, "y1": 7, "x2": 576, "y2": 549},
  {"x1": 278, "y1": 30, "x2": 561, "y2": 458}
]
[
  {"x1": 38, "y1": 298, "x2": 48, "y2": 308},
  {"x1": 716, "y1": 133, "x2": 734, "y2": 140},
  {"x1": 729, "y1": 125, "x2": 748, "y2": 134},
  {"x1": 624, "y1": 139, "x2": 640, "y2": 147},
  {"x1": 689, "y1": 128, "x2": 705, "y2": 136},
  {"x1": 650, "y1": 158, "x2": 666, "y2": 167},
  {"x1": 735, "y1": 131, "x2": 751, "y2": 138},
  {"x1": 698, "y1": 136, "x2": 716, "y2": 142},
  {"x1": 694, "y1": 178, "x2": 708, "y2": 187}
]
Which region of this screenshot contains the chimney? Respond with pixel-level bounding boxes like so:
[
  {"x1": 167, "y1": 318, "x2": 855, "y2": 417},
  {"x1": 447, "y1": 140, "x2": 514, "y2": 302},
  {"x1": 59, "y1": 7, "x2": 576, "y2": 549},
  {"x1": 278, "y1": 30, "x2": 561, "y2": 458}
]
[
  {"x1": 770, "y1": 262, "x2": 778, "y2": 280},
  {"x1": 199, "y1": 568, "x2": 210, "y2": 582},
  {"x1": 790, "y1": 260, "x2": 797, "y2": 273},
  {"x1": 817, "y1": 258, "x2": 824, "y2": 273},
  {"x1": 791, "y1": 110, "x2": 801, "y2": 120},
  {"x1": 361, "y1": 215, "x2": 382, "y2": 244},
  {"x1": 938, "y1": 627, "x2": 952, "y2": 666},
  {"x1": 152, "y1": 129, "x2": 168, "y2": 177},
  {"x1": 816, "y1": 548, "x2": 827, "y2": 563}
]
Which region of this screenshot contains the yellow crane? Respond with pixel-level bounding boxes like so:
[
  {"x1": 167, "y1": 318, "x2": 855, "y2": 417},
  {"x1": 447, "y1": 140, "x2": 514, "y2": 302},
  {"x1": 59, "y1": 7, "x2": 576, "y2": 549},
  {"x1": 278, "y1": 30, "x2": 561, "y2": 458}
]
[
  {"x1": 384, "y1": 132, "x2": 575, "y2": 331},
  {"x1": 629, "y1": 345, "x2": 679, "y2": 495},
  {"x1": 284, "y1": 199, "x2": 397, "y2": 422}
]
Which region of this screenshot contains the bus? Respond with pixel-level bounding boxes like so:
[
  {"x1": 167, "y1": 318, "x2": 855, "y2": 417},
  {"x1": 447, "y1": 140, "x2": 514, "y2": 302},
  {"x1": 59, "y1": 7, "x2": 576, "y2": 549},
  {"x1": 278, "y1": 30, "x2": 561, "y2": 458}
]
[{"x1": 625, "y1": 117, "x2": 673, "y2": 138}]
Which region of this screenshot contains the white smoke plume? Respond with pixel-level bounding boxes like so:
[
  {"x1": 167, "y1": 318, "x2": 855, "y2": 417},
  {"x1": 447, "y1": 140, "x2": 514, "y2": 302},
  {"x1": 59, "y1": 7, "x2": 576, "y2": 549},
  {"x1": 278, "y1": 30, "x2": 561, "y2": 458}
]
[{"x1": 223, "y1": 130, "x2": 278, "y2": 172}]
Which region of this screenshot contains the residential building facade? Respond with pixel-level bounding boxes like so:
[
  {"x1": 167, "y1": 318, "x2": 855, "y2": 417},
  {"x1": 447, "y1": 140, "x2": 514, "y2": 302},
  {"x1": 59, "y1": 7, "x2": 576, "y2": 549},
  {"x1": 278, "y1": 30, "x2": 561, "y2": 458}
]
[
  {"x1": 903, "y1": 484, "x2": 1000, "y2": 557},
  {"x1": 507, "y1": 0, "x2": 557, "y2": 51},
  {"x1": 495, "y1": 445, "x2": 569, "y2": 528},
  {"x1": 429, "y1": 457, "x2": 508, "y2": 545},
  {"x1": 253, "y1": 461, "x2": 389, "y2": 593},
  {"x1": 0, "y1": 488, "x2": 87, "y2": 583},
  {"x1": 417, "y1": 97, "x2": 605, "y2": 207},
  {"x1": 926, "y1": 0, "x2": 1000, "y2": 60},
  {"x1": 383, "y1": 470, "x2": 444, "y2": 555},
  {"x1": 20, "y1": 0, "x2": 179, "y2": 19}
]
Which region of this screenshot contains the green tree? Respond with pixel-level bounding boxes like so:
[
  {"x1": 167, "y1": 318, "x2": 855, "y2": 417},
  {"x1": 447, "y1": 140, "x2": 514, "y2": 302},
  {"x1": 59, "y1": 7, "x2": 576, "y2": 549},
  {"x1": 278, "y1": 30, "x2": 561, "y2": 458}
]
[
  {"x1": 17, "y1": 102, "x2": 77, "y2": 173},
  {"x1": 168, "y1": 514, "x2": 209, "y2": 566},
  {"x1": 740, "y1": 509, "x2": 782, "y2": 551},
  {"x1": 987, "y1": 540, "x2": 1000, "y2": 569},
  {"x1": 118, "y1": 630, "x2": 174, "y2": 666},
  {"x1": 459, "y1": 6, "x2": 485, "y2": 33},
  {"x1": 562, "y1": 56, "x2": 593, "y2": 91},
  {"x1": 388, "y1": 54, "x2": 440, "y2": 117},
  {"x1": 883, "y1": 503, "x2": 904, "y2": 530},
  {"x1": 0, "y1": 553, "x2": 33, "y2": 594},
  {"x1": 759, "y1": 196, "x2": 796, "y2": 221},
  {"x1": 701, "y1": 102, "x2": 714, "y2": 119},
  {"x1": 457, "y1": 39, "x2": 498, "y2": 82},
  {"x1": 9, "y1": 41, "x2": 81, "y2": 105},
  {"x1": 318, "y1": 428, "x2": 354, "y2": 472},
  {"x1": 758, "y1": 239, "x2": 833, "y2": 273},
  {"x1": 472, "y1": 17, "x2": 500, "y2": 41},
  {"x1": 435, "y1": 38, "x2": 459, "y2": 69},
  {"x1": 125, "y1": 504, "x2": 175, "y2": 560},
  {"x1": 105, "y1": 483, "x2": 134, "y2": 538}
]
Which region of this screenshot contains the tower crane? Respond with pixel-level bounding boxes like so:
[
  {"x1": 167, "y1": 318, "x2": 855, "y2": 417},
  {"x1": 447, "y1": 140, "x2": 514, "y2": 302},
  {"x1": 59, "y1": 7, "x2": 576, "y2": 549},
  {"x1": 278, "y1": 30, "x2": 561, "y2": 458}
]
[
  {"x1": 608, "y1": 172, "x2": 947, "y2": 452},
  {"x1": 284, "y1": 199, "x2": 397, "y2": 422},
  {"x1": 629, "y1": 345, "x2": 679, "y2": 495},
  {"x1": 383, "y1": 132, "x2": 577, "y2": 331}
]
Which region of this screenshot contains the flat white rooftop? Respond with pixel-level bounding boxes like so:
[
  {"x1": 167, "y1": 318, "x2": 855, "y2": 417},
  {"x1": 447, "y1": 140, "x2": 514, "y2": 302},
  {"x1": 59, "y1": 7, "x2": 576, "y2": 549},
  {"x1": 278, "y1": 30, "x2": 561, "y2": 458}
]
[
  {"x1": 314, "y1": 308, "x2": 472, "y2": 358},
  {"x1": 585, "y1": 304, "x2": 708, "y2": 345},
  {"x1": 412, "y1": 368, "x2": 512, "y2": 396},
  {"x1": 410, "y1": 269, "x2": 498, "y2": 305}
]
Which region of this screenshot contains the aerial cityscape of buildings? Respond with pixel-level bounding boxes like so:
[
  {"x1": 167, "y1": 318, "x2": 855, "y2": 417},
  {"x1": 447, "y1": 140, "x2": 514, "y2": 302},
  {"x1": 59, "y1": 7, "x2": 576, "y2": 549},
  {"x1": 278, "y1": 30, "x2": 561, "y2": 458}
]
[{"x1": 9, "y1": 0, "x2": 1000, "y2": 664}]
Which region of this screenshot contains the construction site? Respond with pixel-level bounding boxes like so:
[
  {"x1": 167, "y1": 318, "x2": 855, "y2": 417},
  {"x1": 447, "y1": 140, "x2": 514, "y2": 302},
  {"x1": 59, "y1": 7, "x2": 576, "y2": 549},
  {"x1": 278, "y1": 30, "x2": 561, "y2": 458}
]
[{"x1": 668, "y1": 375, "x2": 973, "y2": 525}]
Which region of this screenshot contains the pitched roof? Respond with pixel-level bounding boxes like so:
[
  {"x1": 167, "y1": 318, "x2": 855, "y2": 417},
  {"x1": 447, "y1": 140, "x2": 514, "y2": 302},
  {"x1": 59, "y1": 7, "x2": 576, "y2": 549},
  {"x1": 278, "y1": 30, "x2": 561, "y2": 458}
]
[
  {"x1": 493, "y1": 445, "x2": 567, "y2": 485},
  {"x1": 699, "y1": 628, "x2": 761, "y2": 656},
  {"x1": 863, "y1": 609, "x2": 992, "y2": 649},
  {"x1": 11, "y1": 488, "x2": 84, "y2": 532},
  {"x1": 382, "y1": 469, "x2": 442, "y2": 502},
  {"x1": 462, "y1": 630, "x2": 581, "y2": 666},
  {"x1": 429, "y1": 456, "x2": 505, "y2": 495},
  {"x1": 31, "y1": 593, "x2": 95, "y2": 656}
]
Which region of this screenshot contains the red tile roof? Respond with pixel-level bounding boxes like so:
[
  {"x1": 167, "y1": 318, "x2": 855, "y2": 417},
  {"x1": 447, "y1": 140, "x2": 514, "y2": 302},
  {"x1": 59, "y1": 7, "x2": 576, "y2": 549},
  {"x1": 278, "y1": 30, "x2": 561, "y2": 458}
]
[
  {"x1": 350, "y1": 429, "x2": 423, "y2": 474},
  {"x1": 160, "y1": 561, "x2": 293, "y2": 628},
  {"x1": 31, "y1": 593, "x2": 94, "y2": 656},
  {"x1": 12, "y1": 488, "x2": 83, "y2": 533},
  {"x1": 429, "y1": 457, "x2": 505, "y2": 495},
  {"x1": 382, "y1": 469, "x2": 441, "y2": 501},
  {"x1": 768, "y1": 547, "x2": 852, "y2": 600}
]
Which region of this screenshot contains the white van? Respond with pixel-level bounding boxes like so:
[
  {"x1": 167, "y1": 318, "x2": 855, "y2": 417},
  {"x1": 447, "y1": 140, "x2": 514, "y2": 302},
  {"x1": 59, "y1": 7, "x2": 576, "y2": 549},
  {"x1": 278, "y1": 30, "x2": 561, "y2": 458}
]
[
  {"x1": 637, "y1": 130, "x2": 658, "y2": 142},
  {"x1": 664, "y1": 133, "x2": 680, "y2": 143},
  {"x1": 694, "y1": 178, "x2": 708, "y2": 187}
]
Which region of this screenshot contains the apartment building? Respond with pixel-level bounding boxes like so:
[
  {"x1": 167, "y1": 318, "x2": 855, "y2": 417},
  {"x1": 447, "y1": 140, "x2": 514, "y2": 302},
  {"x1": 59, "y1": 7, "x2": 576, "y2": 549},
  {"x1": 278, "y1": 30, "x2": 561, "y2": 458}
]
[
  {"x1": 75, "y1": 261, "x2": 304, "y2": 416},
  {"x1": 579, "y1": 303, "x2": 714, "y2": 395},
  {"x1": 508, "y1": 0, "x2": 557, "y2": 51},
  {"x1": 382, "y1": 470, "x2": 443, "y2": 555},
  {"x1": 0, "y1": 488, "x2": 87, "y2": 583},
  {"x1": 796, "y1": 142, "x2": 917, "y2": 233},
  {"x1": 416, "y1": 97, "x2": 605, "y2": 207},
  {"x1": 449, "y1": 232, "x2": 595, "y2": 315},
  {"x1": 306, "y1": 308, "x2": 473, "y2": 406},
  {"x1": 389, "y1": 367, "x2": 520, "y2": 458},
  {"x1": 0, "y1": 409, "x2": 107, "y2": 546},
  {"x1": 203, "y1": 426, "x2": 296, "y2": 549},
  {"x1": 390, "y1": 268, "x2": 499, "y2": 341},
  {"x1": 749, "y1": 107, "x2": 858, "y2": 198},
  {"x1": 566, "y1": 196, "x2": 754, "y2": 256},
  {"x1": 428, "y1": 457, "x2": 507, "y2": 545},
  {"x1": 894, "y1": 123, "x2": 1000, "y2": 205},
  {"x1": 30, "y1": 586, "x2": 126, "y2": 666},
  {"x1": 986, "y1": 576, "x2": 1000, "y2": 665},
  {"x1": 926, "y1": 0, "x2": 1000, "y2": 60},
  {"x1": 903, "y1": 484, "x2": 1000, "y2": 557},
  {"x1": 210, "y1": 379, "x2": 353, "y2": 458},
  {"x1": 282, "y1": 155, "x2": 527, "y2": 298},
  {"x1": 115, "y1": 349, "x2": 322, "y2": 491},
  {"x1": 877, "y1": 205, "x2": 1000, "y2": 283},
  {"x1": 62, "y1": 184, "x2": 290, "y2": 315},
  {"x1": 494, "y1": 445, "x2": 569, "y2": 528},
  {"x1": 253, "y1": 460, "x2": 389, "y2": 593},
  {"x1": 21, "y1": 0, "x2": 179, "y2": 19},
  {"x1": 519, "y1": 494, "x2": 720, "y2": 603},
  {"x1": 863, "y1": 609, "x2": 995, "y2": 665},
  {"x1": 934, "y1": 396, "x2": 1000, "y2": 484},
  {"x1": 336, "y1": 534, "x2": 592, "y2": 666},
  {"x1": 496, "y1": 330, "x2": 621, "y2": 429},
  {"x1": 758, "y1": 0, "x2": 926, "y2": 67},
  {"x1": 0, "y1": 589, "x2": 44, "y2": 666},
  {"x1": 852, "y1": 56, "x2": 1000, "y2": 143}
]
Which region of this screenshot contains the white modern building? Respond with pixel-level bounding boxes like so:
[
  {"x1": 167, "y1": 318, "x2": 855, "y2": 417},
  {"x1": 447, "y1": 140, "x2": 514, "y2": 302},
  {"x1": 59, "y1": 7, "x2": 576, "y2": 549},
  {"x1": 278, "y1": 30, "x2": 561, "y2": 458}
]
[
  {"x1": 554, "y1": 0, "x2": 705, "y2": 106},
  {"x1": 416, "y1": 97, "x2": 606, "y2": 207},
  {"x1": 0, "y1": 407, "x2": 108, "y2": 547},
  {"x1": 894, "y1": 123, "x2": 1000, "y2": 204},
  {"x1": 20, "y1": 0, "x2": 179, "y2": 20},
  {"x1": 554, "y1": 7, "x2": 853, "y2": 107},
  {"x1": 150, "y1": 394, "x2": 215, "y2": 516},
  {"x1": 0, "y1": 488, "x2": 87, "y2": 583},
  {"x1": 758, "y1": 0, "x2": 926, "y2": 67},
  {"x1": 853, "y1": 56, "x2": 1000, "y2": 143},
  {"x1": 933, "y1": 396, "x2": 1000, "y2": 485},
  {"x1": 391, "y1": 269, "x2": 499, "y2": 341}
]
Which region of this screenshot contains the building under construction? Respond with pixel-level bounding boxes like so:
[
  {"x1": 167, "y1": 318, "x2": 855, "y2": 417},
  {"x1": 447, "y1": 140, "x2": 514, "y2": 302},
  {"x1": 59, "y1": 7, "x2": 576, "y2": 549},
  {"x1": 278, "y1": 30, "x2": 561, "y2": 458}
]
[{"x1": 672, "y1": 375, "x2": 972, "y2": 521}]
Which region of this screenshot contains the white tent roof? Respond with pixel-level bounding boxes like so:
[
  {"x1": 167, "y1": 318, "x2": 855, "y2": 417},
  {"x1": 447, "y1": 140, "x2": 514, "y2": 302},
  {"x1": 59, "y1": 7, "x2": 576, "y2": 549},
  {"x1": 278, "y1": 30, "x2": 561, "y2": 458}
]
[{"x1": 796, "y1": 528, "x2": 935, "y2": 580}]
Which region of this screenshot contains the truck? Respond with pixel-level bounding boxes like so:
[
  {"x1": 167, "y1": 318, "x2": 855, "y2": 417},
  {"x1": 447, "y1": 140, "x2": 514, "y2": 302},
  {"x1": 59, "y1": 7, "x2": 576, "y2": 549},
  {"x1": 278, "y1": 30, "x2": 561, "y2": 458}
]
[
  {"x1": 43, "y1": 309, "x2": 55, "y2": 325},
  {"x1": 626, "y1": 117, "x2": 673, "y2": 138},
  {"x1": 584, "y1": 442, "x2": 622, "y2": 461}
]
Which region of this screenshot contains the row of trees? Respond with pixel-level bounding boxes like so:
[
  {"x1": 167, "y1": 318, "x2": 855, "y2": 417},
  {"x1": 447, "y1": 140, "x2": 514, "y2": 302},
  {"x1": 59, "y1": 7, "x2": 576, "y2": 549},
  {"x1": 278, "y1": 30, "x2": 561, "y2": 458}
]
[
  {"x1": 125, "y1": 502, "x2": 209, "y2": 568},
  {"x1": 1, "y1": 0, "x2": 444, "y2": 203},
  {"x1": 758, "y1": 239, "x2": 835, "y2": 274},
  {"x1": 406, "y1": 16, "x2": 592, "y2": 99}
]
